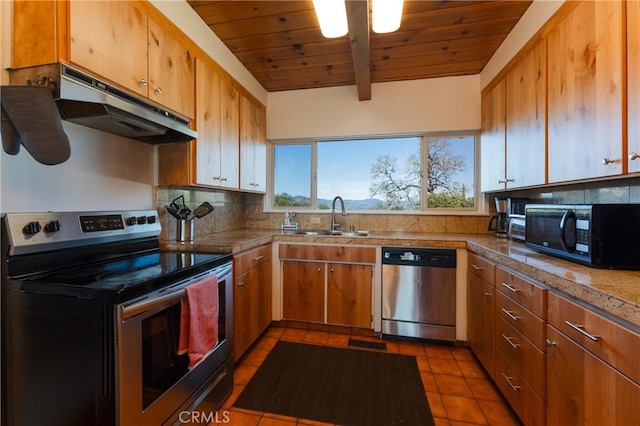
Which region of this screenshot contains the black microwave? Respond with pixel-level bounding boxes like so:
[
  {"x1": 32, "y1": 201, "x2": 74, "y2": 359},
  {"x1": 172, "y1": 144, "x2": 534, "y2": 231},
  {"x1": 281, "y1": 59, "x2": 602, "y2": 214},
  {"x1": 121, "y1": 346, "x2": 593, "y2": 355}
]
[{"x1": 525, "y1": 204, "x2": 640, "y2": 270}]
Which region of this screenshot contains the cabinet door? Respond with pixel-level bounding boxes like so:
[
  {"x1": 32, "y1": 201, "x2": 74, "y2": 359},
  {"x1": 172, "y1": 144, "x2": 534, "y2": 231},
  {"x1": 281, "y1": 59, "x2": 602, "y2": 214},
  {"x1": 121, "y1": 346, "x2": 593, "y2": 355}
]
[
  {"x1": 234, "y1": 269, "x2": 253, "y2": 360},
  {"x1": 255, "y1": 260, "x2": 273, "y2": 335},
  {"x1": 547, "y1": 0, "x2": 624, "y2": 182},
  {"x1": 147, "y1": 18, "x2": 195, "y2": 118},
  {"x1": 195, "y1": 59, "x2": 223, "y2": 186},
  {"x1": 480, "y1": 79, "x2": 507, "y2": 192},
  {"x1": 547, "y1": 325, "x2": 640, "y2": 426},
  {"x1": 629, "y1": 0, "x2": 640, "y2": 173},
  {"x1": 467, "y1": 273, "x2": 495, "y2": 378},
  {"x1": 505, "y1": 41, "x2": 546, "y2": 188},
  {"x1": 240, "y1": 96, "x2": 267, "y2": 192},
  {"x1": 220, "y1": 73, "x2": 240, "y2": 188},
  {"x1": 11, "y1": 0, "x2": 58, "y2": 68},
  {"x1": 327, "y1": 263, "x2": 372, "y2": 328},
  {"x1": 282, "y1": 261, "x2": 325, "y2": 323},
  {"x1": 69, "y1": 1, "x2": 148, "y2": 97}
]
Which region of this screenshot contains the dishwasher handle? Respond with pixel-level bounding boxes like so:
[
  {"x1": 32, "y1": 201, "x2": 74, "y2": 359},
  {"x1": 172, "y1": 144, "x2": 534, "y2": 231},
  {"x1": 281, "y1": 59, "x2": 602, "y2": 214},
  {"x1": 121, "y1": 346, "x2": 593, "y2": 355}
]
[{"x1": 381, "y1": 247, "x2": 456, "y2": 268}]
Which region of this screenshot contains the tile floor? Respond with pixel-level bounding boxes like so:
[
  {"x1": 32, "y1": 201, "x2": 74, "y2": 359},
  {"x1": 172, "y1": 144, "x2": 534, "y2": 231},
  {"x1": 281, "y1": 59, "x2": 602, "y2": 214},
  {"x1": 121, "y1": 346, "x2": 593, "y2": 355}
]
[{"x1": 220, "y1": 325, "x2": 522, "y2": 426}]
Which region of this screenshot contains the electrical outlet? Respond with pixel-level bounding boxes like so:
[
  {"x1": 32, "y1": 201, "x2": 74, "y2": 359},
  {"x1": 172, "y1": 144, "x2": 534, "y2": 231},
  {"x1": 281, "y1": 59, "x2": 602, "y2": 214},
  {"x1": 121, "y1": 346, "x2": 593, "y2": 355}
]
[{"x1": 310, "y1": 216, "x2": 321, "y2": 224}]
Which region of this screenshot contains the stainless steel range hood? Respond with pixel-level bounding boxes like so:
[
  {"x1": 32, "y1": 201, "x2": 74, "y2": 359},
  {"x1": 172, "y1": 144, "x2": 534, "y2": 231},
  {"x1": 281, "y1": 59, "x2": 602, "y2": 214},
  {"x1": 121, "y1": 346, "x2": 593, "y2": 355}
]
[{"x1": 9, "y1": 63, "x2": 197, "y2": 143}]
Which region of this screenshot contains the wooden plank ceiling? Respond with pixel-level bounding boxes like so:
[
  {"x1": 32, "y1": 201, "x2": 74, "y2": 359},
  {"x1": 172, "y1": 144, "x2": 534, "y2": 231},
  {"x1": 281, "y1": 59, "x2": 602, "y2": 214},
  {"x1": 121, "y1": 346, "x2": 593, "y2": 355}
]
[{"x1": 188, "y1": 0, "x2": 532, "y2": 100}]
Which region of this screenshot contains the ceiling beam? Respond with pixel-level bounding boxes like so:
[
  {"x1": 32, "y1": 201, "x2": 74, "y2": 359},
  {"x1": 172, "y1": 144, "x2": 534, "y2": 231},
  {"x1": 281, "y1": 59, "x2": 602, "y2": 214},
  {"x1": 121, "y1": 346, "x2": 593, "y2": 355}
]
[{"x1": 346, "y1": 0, "x2": 371, "y2": 101}]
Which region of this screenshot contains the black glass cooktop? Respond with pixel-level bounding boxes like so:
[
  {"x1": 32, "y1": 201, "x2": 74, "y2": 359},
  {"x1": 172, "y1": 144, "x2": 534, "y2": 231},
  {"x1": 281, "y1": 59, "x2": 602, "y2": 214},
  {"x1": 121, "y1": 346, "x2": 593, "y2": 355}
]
[{"x1": 11, "y1": 250, "x2": 231, "y2": 302}]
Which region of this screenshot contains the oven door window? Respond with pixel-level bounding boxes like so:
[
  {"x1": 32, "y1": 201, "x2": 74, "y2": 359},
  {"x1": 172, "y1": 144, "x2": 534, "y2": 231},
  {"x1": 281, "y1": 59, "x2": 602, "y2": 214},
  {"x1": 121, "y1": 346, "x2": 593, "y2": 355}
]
[
  {"x1": 141, "y1": 303, "x2": 189, "y2": 409},
  {"x1": 139, "y1": 283, "x2": 227, "y2": 409}
]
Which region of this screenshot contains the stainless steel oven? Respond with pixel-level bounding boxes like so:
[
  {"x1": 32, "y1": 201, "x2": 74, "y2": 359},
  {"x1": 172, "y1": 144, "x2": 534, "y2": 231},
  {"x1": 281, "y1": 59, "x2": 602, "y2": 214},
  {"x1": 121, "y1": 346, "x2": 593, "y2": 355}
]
[
  {"x1": 1, "y1": 210, "x2": 233, "y2": 426},
  {"x1": 117, "y1": 262, "x2": 233, "y2": 425}
]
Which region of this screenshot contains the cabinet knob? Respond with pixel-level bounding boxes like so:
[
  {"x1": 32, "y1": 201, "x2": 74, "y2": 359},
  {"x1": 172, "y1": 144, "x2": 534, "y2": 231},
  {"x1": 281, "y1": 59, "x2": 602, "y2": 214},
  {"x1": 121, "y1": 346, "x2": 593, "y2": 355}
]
[
  {"x1": 602, "y1": 157, "x2": 616, "y2": 165},
  {"x1": 237, "y1": 281, "x2": 244, "y2": 287},
  {"x1": 155, "y1": 87, "x2": 163, "y2": 95},
  {"x1": 545, "y1": 339, "x2": 556, "y2": 347},
  {"x1": 330, "y1": 268, "x2": 334, "y2": 272},
  {"x1": 317, "y1": 267, "x2": 321, "y2": 272},
  {"x1": 138, "y1": 79, "x2": 147, "y2": 87},
  {"x1": 483, "y1": 292, "x2": 492, "y2": 298},
  {"x1": 629, "y1": 152, "x2": 640, "y2": 161}
]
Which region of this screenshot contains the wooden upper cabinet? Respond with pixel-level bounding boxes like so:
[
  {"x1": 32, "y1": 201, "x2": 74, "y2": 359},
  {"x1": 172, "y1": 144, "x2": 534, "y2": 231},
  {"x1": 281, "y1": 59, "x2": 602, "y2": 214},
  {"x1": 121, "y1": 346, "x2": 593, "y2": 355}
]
[
  {"x1": 505, "y1": 41, "x2": 547, "y2": 188},
  {"x1": 11, "y1": 0, "x2": 58, "y2": 68},
  {"x1": 547, "y1": 0, "x2": 624, "y2": 182},
  {"x1": 36, "y1": 0, "x2": 196, "y2": 119},
  {"x1": 147, "y1": 18, "x2": 195, "y2": 119},
  {"x1": 194, "y1": 58, "x2": 239, "y2": 188},
  {"x1": 480, "y1": 79, "x2": 507, "y2": 192},
  {"x1": 629, "y1": 0, "x2": 640, "y2": 173},
  {"x1": 240, "y1": 95, "x2": 267, "y2": 193},
  {"x1": 69, "y1": 1, "x2": 149, "y2": 98}
]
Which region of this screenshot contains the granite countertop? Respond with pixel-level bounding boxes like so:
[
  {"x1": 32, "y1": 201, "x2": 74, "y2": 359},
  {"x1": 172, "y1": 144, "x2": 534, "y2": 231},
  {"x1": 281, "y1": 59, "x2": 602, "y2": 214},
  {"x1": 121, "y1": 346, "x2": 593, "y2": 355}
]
[{"x1": 161, "y1": 229, "x2": 640, "y2": 328}]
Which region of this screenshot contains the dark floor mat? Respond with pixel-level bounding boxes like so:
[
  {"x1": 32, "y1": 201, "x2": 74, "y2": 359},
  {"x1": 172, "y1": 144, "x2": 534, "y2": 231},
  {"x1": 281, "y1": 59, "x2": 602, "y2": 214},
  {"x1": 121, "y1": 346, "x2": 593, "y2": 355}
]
[
  {"x1": 348, "y1": 338, "x2": 387, "y2": 351},
  {"x1": 234, "y1": 341, "x2": 434, "y2": 426}
]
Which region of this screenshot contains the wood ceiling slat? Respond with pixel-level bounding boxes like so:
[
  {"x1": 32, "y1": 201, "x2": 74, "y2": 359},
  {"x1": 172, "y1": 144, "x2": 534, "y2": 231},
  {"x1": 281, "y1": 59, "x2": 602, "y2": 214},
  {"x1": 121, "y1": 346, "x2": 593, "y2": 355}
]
[
  {"x1": 255, "y1": 62, "x2": 356, "y2": 82},
  {"x1": 190, "y1": 1, "x2": 311, "y2": 24},
  {"x1": 245, "y1": 51, "x2": 354, "y2": 73},
  {"x1": 372, "y1": 45, "x2": 498, "y2": 72},
  {"x1": 262, "y1": 72, "x2": 357, "y2": 91},
  {"x1": 234, "y1": 40, "x2": 351, "y2": 66},
  {"x1": 372, "y1": 60, "x2": 487, "y2": 81},
  {"x1": 222, "y1": 27, "x2": 333, "y2": 52},
  {"x1": 370, "y1": 33, "x2": 506, "y2": 61},
  {"x1": 210, "y1": 9, "x2": 319, "y2": 39}
]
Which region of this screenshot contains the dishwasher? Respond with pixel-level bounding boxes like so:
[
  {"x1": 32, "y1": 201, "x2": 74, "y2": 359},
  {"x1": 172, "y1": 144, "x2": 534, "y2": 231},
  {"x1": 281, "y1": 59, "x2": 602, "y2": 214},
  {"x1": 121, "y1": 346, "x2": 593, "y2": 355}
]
[{"x1": 382, "y1": 247, "x2": 457, "y2": 342}]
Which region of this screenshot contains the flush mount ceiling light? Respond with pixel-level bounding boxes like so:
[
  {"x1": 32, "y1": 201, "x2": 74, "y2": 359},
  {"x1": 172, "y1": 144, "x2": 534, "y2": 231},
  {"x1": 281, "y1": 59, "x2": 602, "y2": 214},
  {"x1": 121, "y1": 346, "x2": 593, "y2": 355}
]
[
  {"x1": 312, "y1": 0, "x2": 349, "y2": 38},
  {"x1": 372, "y1": 0, "x2": 404, "y2": 33},
  {"x1": 313, "y1": 0, "x2": 404, "y2": 38}
]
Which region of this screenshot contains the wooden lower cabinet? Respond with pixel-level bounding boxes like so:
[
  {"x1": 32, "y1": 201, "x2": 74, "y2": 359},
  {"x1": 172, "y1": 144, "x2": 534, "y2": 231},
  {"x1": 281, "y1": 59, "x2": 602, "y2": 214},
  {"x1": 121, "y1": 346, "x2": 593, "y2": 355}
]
[
  {"x1": 496, "y1": 352, "x2": 546, "y2": 426},
  {"x1": 327, "y1": 263, "x2": 373, "y2": 328},
  {"x1": 546, "y1": 325, "x2": 640, "y2": 425},
  {"x1": 282, "y1": 261, "x2": 325, "y2": 323},
  {"x1": 233, "y1": 244, "x2": 272, "y2": 361},
  {"x1": 467, "y1": 271, "x2": 496, "y2": 379}
]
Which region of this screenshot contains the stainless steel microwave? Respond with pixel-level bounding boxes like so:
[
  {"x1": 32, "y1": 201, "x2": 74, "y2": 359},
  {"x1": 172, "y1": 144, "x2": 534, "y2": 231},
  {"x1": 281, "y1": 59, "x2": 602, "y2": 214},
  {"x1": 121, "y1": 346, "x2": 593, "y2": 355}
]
[{"x1": 525, "y1": 204, "x2": 640, "y2": 270}]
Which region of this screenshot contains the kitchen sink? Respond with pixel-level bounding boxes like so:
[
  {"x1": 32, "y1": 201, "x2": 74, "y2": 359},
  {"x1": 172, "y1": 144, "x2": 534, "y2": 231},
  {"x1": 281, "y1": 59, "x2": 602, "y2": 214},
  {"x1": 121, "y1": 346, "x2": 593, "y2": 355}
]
[{"x1": 294, "y1": 230, "x2": 370, "y2": 237}]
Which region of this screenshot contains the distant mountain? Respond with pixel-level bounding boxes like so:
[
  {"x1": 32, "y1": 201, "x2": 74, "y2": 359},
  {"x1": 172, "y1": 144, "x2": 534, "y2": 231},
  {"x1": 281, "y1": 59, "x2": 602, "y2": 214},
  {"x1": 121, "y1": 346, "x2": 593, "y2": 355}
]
[{"x1": 291, "y1": 195, "x2": 384, "y2": 210}]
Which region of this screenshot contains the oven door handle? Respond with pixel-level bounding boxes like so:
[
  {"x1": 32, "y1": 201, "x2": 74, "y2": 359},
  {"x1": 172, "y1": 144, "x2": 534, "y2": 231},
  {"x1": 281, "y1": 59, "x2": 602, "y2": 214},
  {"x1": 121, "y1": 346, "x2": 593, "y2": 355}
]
[{"x1": 121, "y1": 263, "x2": 231, "y2": 320}]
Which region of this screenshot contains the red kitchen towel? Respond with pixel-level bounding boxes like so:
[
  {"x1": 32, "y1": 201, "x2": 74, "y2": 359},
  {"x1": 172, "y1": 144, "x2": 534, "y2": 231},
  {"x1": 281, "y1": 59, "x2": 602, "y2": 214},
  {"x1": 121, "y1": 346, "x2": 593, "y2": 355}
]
[{"x1": 178, "y1": 275, "x2": 219, "y2": 369}]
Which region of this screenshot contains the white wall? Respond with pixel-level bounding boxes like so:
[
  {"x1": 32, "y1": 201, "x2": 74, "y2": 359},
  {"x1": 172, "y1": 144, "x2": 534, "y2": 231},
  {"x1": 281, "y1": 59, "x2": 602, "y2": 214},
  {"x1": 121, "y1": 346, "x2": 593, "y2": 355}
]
[{"x1": 267, "y1": 75, "x2": 481, "y2": 140}]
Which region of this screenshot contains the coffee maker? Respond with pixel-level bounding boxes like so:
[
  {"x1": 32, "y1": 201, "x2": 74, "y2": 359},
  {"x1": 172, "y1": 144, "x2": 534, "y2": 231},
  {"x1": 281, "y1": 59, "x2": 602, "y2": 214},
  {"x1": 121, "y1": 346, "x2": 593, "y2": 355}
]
[{"x1": 488, "y1": 197, "x2": 509, "y2": 237}]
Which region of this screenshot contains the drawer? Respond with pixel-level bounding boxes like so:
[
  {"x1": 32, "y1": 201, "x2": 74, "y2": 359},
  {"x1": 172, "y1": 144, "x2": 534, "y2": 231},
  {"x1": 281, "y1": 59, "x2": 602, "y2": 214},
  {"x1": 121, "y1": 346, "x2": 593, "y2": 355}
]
[
  {"x1": 496, "y1": 352, "x2": 546, "y2": 426},
  {"x1": 279, "y1": 244, "x2": 376, "y2": 263},
  {"x1": 496, "y1": 315, "x2": 546, "y2": 400},
  {"x1": 496, "y1": 291, "x2": 547, "y2": 350},
  {"x1": 467, "y1": 252, "x2": 495, "y2": 284},
  {"x1": 234, "y1": 244, "x2": 272, "y2": 276},
  {"x1": 548, "y1": 292, "x2": 640, "y2": 384},
  {"x1": 496, "y1": 266, "x2": 547, "y2": 319}
]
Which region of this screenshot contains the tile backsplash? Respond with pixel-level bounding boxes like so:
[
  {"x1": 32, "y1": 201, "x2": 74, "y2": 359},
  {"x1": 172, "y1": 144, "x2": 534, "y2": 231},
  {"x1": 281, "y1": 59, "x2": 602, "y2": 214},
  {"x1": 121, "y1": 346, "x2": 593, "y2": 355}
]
[{"x1": 156, "y1": 176, "x2": 640, "y2": 239}]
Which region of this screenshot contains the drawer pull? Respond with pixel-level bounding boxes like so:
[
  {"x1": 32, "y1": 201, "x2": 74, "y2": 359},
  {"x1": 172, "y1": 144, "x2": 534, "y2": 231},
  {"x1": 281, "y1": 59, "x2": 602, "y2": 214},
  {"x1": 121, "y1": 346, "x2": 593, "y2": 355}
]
[
  {"x1": 502, "y1": 373, "x2": 521, "y2": 391},
  {"x1": 471, "y1": 264, "x2": 484, "y2": 270},
  {"x1": 502, "y1": 308, "x2": 519, "y2": 321},
  {"x1": 253, "y1": 255, "x2": 264, "y2": 262},
  {"x1": 501, "y1": 282, "x2": 520, "y2": 293},
  {"x1": 564, "y1": 321, "x2": 600, "y2": 341},
  {"x1": 545, "y1": 339, "x2": 557, "y2": 348},
  {"x1": 502, "y1": 334, "x2": 520, "y2": 349}
]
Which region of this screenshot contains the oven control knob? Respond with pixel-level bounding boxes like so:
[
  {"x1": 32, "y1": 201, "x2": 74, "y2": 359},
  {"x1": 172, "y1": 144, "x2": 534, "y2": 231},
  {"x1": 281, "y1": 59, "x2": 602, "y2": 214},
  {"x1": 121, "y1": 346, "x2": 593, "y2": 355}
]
[
  {"x1": 136, "y1": 216, "x2": 147, "y2": 225},
  {"x1": 43, "y1": 220, "x2": 61, "y2": 233},
  {"x1": 146, "y1": 215, "x2": 156, "y2": 224},
  {"x1": 22, "y1": 221, "x2": 42, "y2": 235},
  {"x1": 125, "y1": 217, "x2": 137, "y2": 226}
]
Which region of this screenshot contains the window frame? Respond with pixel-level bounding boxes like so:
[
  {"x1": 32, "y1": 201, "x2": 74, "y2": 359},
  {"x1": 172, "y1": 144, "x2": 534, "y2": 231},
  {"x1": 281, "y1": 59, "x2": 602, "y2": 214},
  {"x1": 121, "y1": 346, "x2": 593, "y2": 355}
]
[{"x1": 266, "y1": 132, "x2": 481, "y2": 214}]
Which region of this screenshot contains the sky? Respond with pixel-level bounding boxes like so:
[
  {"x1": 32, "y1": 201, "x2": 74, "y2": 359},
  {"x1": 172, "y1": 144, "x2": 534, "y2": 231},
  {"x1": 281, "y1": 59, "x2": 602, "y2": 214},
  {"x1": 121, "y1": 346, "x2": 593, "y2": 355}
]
[{"x1": 274, "y1": 136, "x2": 475, "y2": 200}]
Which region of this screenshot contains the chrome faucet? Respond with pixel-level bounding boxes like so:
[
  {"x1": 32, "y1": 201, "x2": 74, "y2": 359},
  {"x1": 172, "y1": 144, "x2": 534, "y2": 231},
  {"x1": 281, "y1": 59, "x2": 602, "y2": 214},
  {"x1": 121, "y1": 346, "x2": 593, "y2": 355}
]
[{"x1": 331, "y1": 196, "x2": 346, "y2": 231}]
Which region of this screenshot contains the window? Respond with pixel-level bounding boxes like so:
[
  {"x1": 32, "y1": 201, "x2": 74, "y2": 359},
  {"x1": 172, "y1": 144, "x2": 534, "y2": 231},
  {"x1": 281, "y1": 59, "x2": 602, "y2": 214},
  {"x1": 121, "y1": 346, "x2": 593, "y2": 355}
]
[{"x1": 271, "y1": 134, "x2": 477, "y2": 212}]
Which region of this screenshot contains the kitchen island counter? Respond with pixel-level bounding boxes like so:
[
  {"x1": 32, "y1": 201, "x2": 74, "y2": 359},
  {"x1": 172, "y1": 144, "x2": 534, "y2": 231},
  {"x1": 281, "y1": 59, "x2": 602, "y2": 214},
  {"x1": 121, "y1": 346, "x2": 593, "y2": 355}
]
[{"x1": 161, "y1": 229, "x2": 640, "y2": 328}]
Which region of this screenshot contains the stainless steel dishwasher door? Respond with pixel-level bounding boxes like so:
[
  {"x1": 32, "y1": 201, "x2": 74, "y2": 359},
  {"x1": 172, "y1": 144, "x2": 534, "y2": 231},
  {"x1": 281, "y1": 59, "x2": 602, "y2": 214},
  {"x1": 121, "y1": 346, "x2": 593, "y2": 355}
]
[{"x1": 382, "y1": 247, "x2": 456, "y2": 341}]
